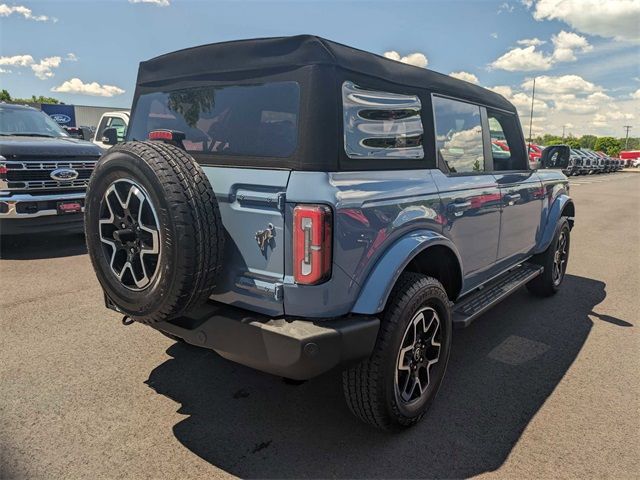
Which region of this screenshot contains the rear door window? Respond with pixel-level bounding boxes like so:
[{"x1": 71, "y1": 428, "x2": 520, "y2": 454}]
[
  {"x1": 128, "y1": 82, "x2": 300, "y2": 158},
  {"x1": 433, "y1": 96, "x2": 484, "y2": 173}
]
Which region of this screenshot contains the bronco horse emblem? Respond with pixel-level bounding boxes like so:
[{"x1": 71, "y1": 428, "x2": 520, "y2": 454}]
[{"x1": 255, "y1": 223, "x2": 275, "y2": 254}]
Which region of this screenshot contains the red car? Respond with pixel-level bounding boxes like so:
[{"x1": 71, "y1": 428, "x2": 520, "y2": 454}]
[{"x1": 528, "y1": 144, "x2": 543, "y2": 162}]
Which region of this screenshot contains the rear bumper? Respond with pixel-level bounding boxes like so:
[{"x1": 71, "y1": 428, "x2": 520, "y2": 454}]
[{"x1": 147, "y1": 301, "x2": 380, "y2": 380}]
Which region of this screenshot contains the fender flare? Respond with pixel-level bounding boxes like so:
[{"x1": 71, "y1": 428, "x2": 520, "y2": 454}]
[
  {"x1": 351, "y1": 230, "x2": 463, "y2": 315},
  {"x1": 535, "y1": 194, "x2": 574, "y2": 254}
]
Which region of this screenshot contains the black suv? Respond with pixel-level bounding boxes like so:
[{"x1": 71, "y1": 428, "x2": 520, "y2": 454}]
[{"x1": 0, "y1": 104, "x2": 102, "y2": 234}]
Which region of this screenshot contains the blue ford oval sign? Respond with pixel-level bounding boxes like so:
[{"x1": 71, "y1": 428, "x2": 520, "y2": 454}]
[
  {"x1": 50, "y1": 113, "x2": 72, "y2": 124},
  {"x1": 50, "y1": 168, "x2": 79, "y2": 181}
]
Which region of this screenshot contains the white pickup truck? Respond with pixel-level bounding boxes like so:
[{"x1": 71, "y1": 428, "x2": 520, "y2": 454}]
[{"x1": 92, "y1": 111, "x2": 130, "y2": 151}]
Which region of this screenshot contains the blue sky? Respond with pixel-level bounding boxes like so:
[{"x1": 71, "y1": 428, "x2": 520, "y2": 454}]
[{"x1": 1, "y1": 0, "x2": 639, "y2": 136}]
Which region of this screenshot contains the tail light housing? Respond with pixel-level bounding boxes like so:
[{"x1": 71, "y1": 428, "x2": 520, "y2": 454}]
[{"x1": 293, "y1": 204, "x2": 332, "y2": 285}]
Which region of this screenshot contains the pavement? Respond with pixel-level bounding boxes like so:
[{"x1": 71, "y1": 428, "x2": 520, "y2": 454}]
[{"x1": 1, "y1": 172, "x2": 639, "y2": 479}]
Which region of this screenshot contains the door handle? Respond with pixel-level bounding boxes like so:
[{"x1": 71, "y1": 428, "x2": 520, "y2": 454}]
[{"x1": 448, "y1": 200, "x2": 472, "y2": 216}]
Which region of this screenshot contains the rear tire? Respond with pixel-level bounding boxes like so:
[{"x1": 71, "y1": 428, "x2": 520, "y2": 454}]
[
  {"x1": 343, "y1": 273, "x2": 452, "y2": 431},
  {"x1": 526, "y1": 217, "x2": 570, "y2": 297},
  {"x1": 85, "y1": 141, "x2": 225, "y2": 324}
]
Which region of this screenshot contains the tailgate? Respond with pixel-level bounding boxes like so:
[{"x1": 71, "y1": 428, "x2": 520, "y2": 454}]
[{"x1": 203, "y1": 166, "x2": 291, "y2": 316}]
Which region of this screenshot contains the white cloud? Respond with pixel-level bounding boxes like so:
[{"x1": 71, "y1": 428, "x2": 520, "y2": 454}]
[
  {"x1": 489, "y1": 45, "x2": 553, "y2": 71},
  {"x1": 383, "y1": 50, "x2": 428, "y2": 68},
  {"x1": 490, "y1": 30, "x2": 592, "y2": 71},
  {"x1": 31, "y1": 56, "x2": 61, "y2": 80},
  {"x1": 490, "y1": 32, "x2": 499, "y2": 39},
  {"x1": 0, "y1": 53, "x2": 78, "y2": 79},
  {"x1": 0, "y1": 68, "x2": 11, "y2": 74},
  {"x1": 51, "y1": 78, "x2": 125, "y2": 97},
  {"x1": 522, "y1": 74, "x2": 601, "y2": 95},
  {"x1": 128, "y1": 0, "x2": 170, "y2": 6},
  {"x1": 553, "y1": 92, "x2": 612, "y2": 114},
  {"x1": 517, "y1": 38, "x2": 546, "y2": 46},
  {"x1": 532, "y1": 0, "x2": 640, "y2": 42},
  {"x1": 449, "y1": 71, "x2": 479, "y2": 84},
  {"x1": 498, "y1": 2, "x2": 515, "y2": 14},
  {"x1": 511, "y1": 92, "x2": 550, "y2": 117},
  {"x1": 0, "y1": 54, "x2": 34, "y2": 67},
  {"x1": 521, "y1": 0, "x2": 534, "y2": 8},
  {"x1": 488, "y1": 85, "x2": 514, "y2": 98},
  {"x1": 0, "y1": 3, "x2": 54, "y2": 21},
  {"x1": 490, "y1": 72, "x2": 638, "y2": 136},
  {"x1": 551, "y1": 30, "x2": 592, "y2": 62}
]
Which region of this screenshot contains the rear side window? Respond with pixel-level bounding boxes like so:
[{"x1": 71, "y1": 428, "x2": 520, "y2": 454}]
[
  {"x1": 128, "y1": 82, "x2": 300, "y2": 158},
  {"x1": 433, "y1": 96, "x2": 484, "y2": 173},
  {"x1": 342, "y1": 81, "x2": 424, "y2": 160}
]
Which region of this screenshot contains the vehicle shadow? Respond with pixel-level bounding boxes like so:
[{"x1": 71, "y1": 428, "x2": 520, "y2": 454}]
[
  {"x1": 0, "y1": 231, "x2": 87, "y2": 260},
  {"x1": 145, "y1": 274, "x2": 618, "y2": 478}
]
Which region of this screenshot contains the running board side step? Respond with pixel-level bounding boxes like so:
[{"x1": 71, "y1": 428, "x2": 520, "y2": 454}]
[{"x1": 452, "y1": 262, "x2": 543, "y2": 328}]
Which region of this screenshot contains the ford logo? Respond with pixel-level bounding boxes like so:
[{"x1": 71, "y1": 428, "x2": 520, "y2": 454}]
[
  {"x1": 50, "y1": 168, "x2": 79, "y2": 181},
  {"x1": 50, "y1": 114, "x2": 71, "y2": 124}
]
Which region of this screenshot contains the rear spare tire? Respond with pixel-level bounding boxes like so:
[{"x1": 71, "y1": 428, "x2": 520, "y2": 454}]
[{"x1": 85, "y1": 141, "x2": 224, "y2": 324}]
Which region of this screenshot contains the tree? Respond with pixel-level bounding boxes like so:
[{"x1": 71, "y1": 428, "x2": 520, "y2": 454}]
[
  {"x1": 0, "y1": 90, "x2": 61, "y2": 104},
  {"x1": 566, "y1": 137, "x2": 581, "y2": 148},
  {"x1": 594, "y1": 136, "x2": 621, "y2": 157},
  {"x1": 14, "y1": 94, "x2": 61, "y2": 104},
  {"x1": 579, "y1": 135, "x2": 597, "y2": 149},
  {"x1": 619, "y1": 137, "x2": 639, "y2": 151}
]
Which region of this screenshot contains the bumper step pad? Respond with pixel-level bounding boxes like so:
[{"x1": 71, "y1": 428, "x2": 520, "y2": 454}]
[{"x1": 452, "y1": 262, "x2": 543, "y2": 328}]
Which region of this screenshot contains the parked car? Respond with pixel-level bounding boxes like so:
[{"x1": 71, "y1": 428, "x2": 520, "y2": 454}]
[
  {"x1": 581, "y1": 149, "x2": 603, "y2": 173},
  {"x1": 93, "y1": 111, "x2": 130, "y2": 151},
  {"x1": 566, "y1": 150, "x2": 582, "y2": 175},
  {"x1": 0, "y1": 103, "x2": 102, "y2": 234},
  {"x1": 620, "y1": 150, "x2": 640, "y2": 168},
  {"x1": 570, "y1": 149, "x2": 590, "y2": 175},
  {"x1": 84, "y1": 36, "x2": 574, "y2": 430}
]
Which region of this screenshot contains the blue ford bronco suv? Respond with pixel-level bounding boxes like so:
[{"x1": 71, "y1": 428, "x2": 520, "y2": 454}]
[{"x1": 85, "y1": 36, "x2": 574, "y2": 430}]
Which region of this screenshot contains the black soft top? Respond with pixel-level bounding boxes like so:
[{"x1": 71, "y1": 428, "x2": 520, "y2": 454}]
[
  {"x1": 138, "y1": 35, "x2": 514, "y2": 113},
  {"x1": 132, "y1": 35, "x2": 520, "y2": 171}
]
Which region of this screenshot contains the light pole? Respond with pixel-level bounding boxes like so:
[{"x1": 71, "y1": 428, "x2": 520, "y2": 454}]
[{"x1": 623, "y1": 125, "x2": 632, "y2": 150}]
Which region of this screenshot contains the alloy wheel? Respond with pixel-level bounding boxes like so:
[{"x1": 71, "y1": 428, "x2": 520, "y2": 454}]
[
  {"x1": 394, "y1": 306, "x2": 442, "y2": 404},
  {"x1": 552, "y1": 230, "x2": 568, "y2": 286},
  {"x1": 98, "y1": 179, "x2": 160, "y2": 291}
]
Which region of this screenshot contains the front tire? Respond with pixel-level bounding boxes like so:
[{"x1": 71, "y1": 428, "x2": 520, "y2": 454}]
[
  {"x1": 343, "y1": 273, "x2": 452, "y2": 430},
  {"x1": 526, "y1": 217, "x2": 570, "y2": 297}
]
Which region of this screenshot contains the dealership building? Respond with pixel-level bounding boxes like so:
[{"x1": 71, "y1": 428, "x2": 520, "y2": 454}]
[{"x1": 37, "y1": 103, "x2": 129, "y2": 129}]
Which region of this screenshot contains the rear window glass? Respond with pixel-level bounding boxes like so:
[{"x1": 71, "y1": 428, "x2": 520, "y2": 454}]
[{"x1": 128, "y1": 82, "x2": 300, "y2": 158}]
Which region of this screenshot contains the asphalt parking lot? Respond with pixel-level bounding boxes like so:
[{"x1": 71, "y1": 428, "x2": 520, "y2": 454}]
[{"x1": 1, "y1": 172, "x2": 639, "y2": 479}]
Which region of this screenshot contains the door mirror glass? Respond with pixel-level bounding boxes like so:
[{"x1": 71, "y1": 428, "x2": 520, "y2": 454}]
[
  {"x1": 540, "y1": 145, "x2": 570, "y2": 170},
  {"x1": 102, "y1": 127, "x2": 118, "y2": 145}
]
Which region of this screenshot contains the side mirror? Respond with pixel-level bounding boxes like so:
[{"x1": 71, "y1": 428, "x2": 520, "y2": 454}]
[
  {"x1": 540, "y1": 145, "x2": 570, "y2": 170},
  {"x1": 102, "y1": 127, "x2": 118, "y2": 146}
]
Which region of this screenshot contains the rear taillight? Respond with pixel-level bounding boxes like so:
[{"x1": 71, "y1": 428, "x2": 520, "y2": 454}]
[{"x1": 293, "y1": 204, "x2": 332, "y2": 285}]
